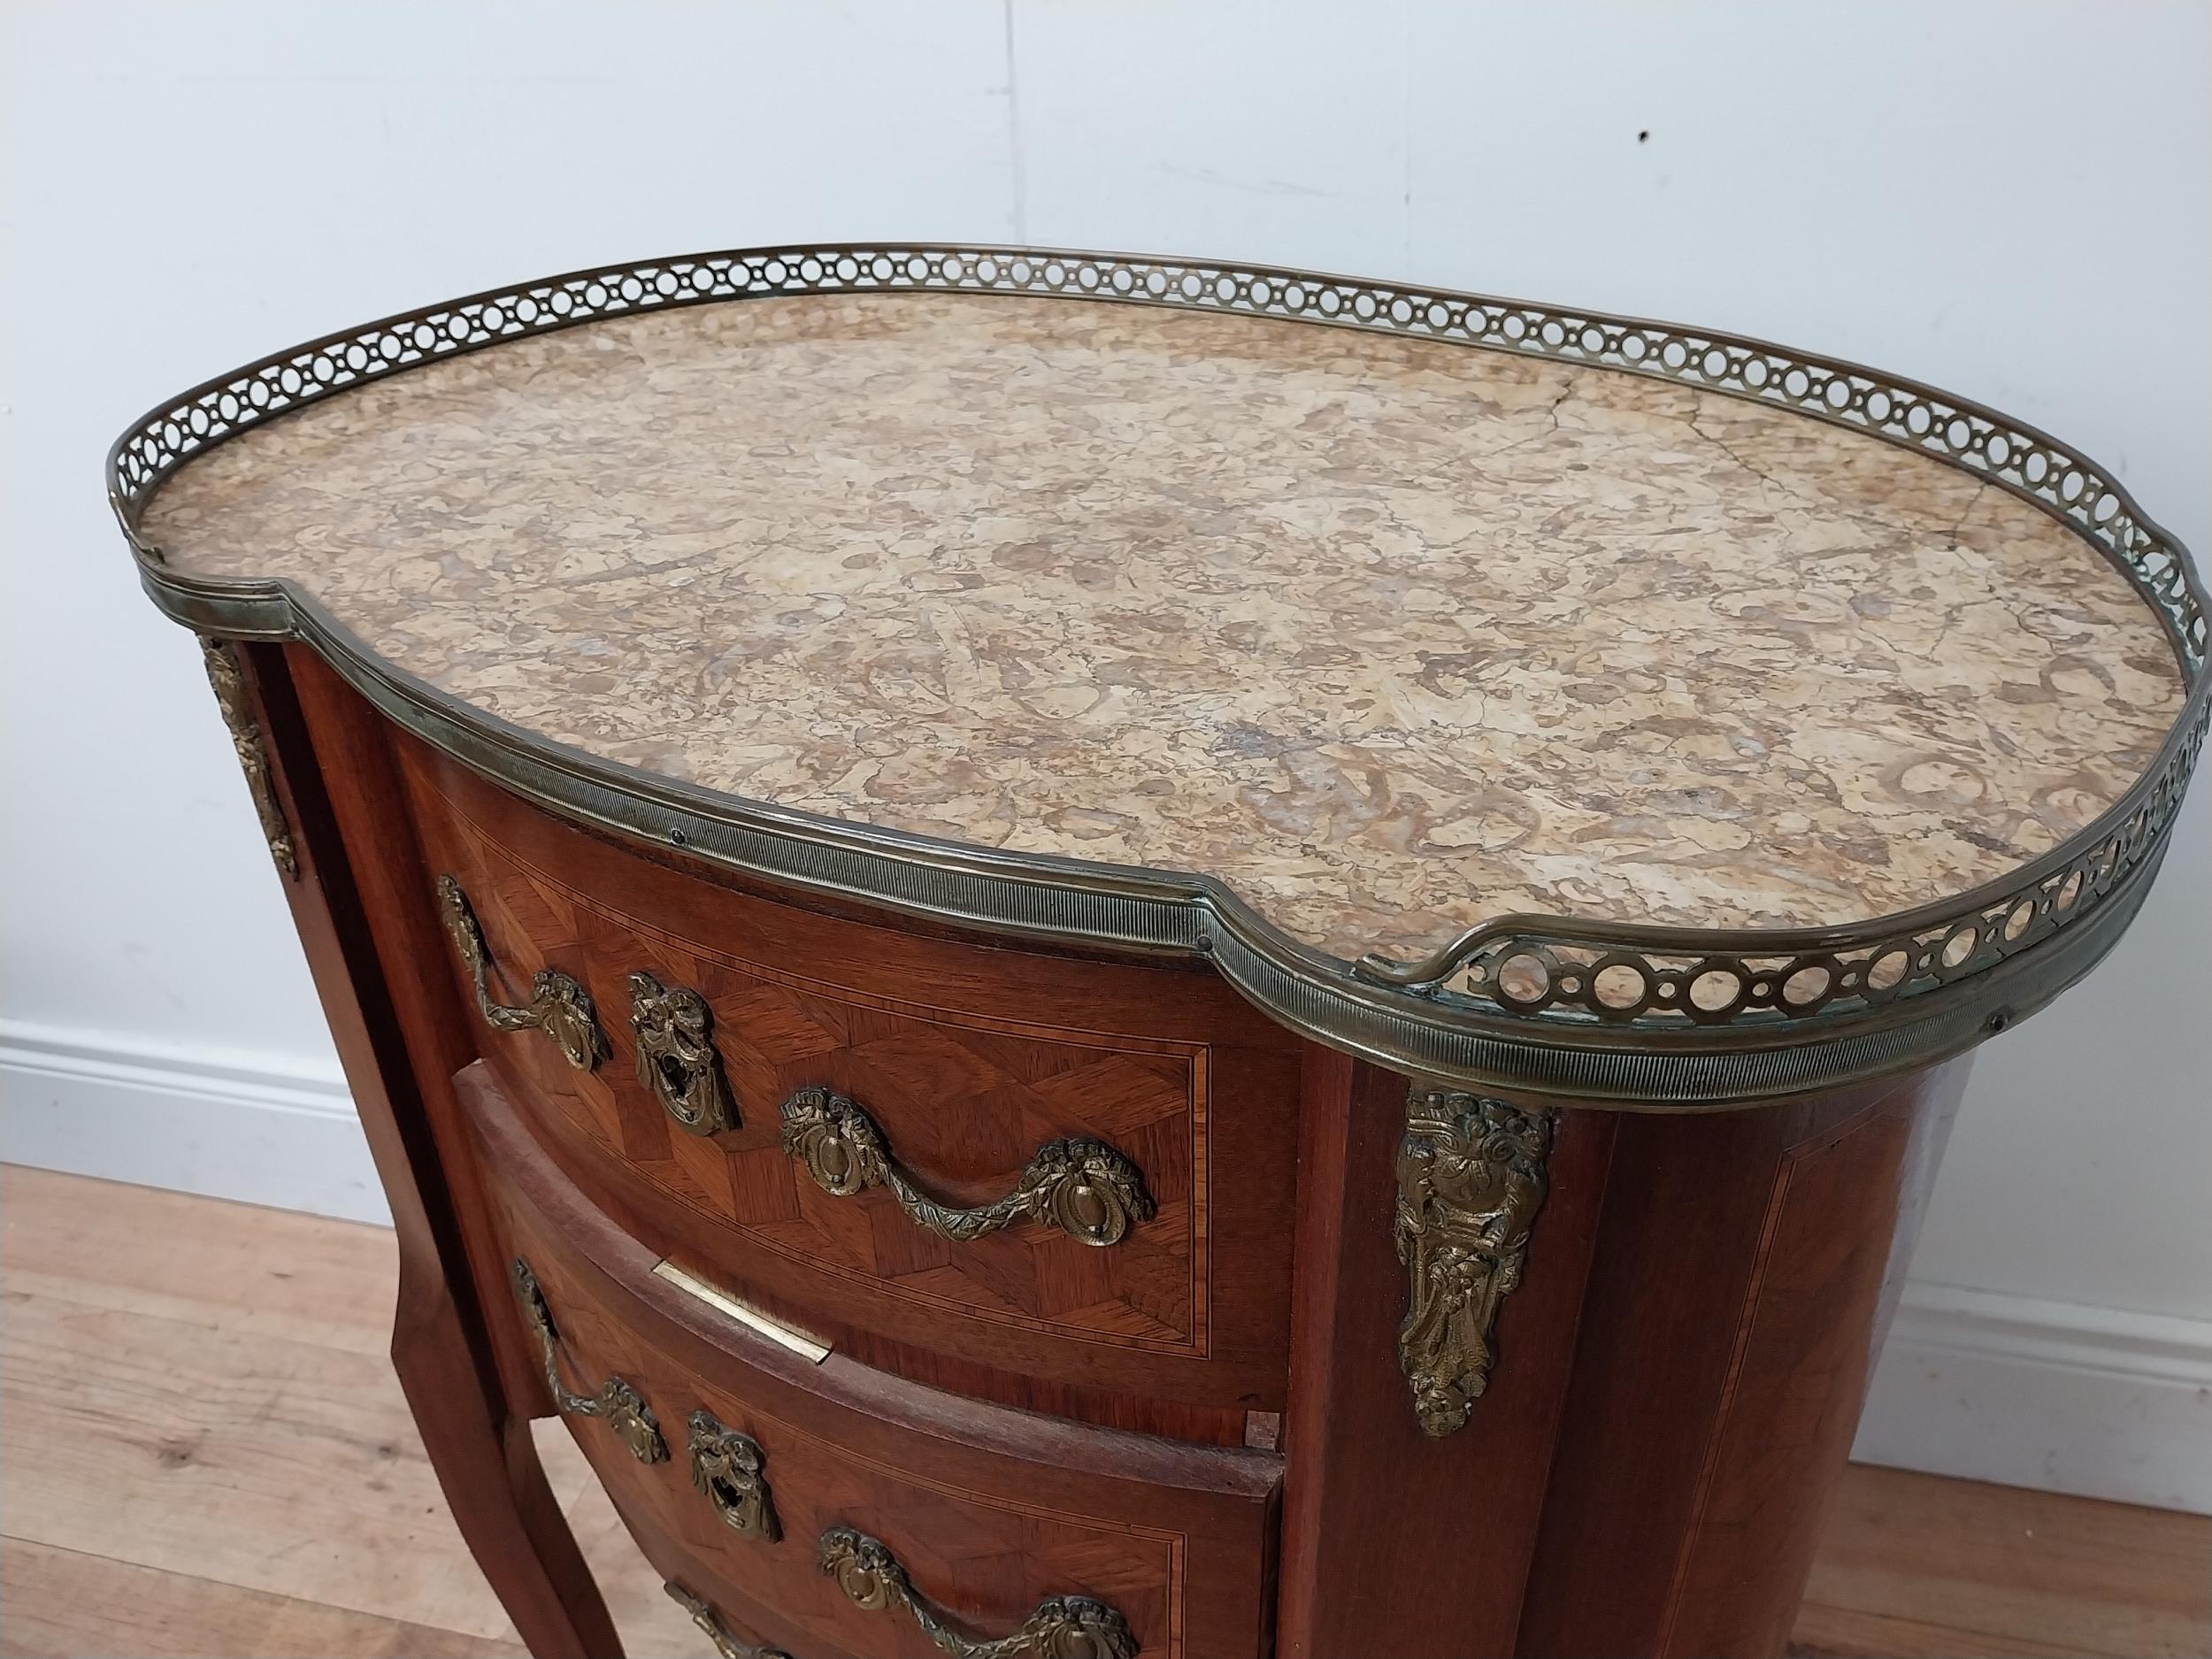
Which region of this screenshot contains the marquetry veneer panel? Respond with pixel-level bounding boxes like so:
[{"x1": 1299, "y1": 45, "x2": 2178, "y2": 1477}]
[
  {"x1": 401, "y1": 739, "x2": 1300, "y2": 1428},
  {"x1": 471, "y1": 1060, "x2": 1279, "y2": 1659}
]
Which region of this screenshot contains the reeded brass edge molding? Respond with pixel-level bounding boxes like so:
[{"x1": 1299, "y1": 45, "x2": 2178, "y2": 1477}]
[
  {"x1": 157, "y1": 588, "x2": 2171, "y2": 1110},
  {"x1": 1395, "y1": 1087, "x2": 1554, "y2": 1439},
  {"x1": 198, "y1": 637, "x2": 298, "y2": 879}
]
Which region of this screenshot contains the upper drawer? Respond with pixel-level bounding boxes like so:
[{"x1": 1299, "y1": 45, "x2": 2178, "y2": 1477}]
[
  {"x1": 469, "y1": 1060, "x2": 1280, "y2": 1659},
  {"x1": 398, "y1": 739, "x2": 1302, "y2": 1428}
]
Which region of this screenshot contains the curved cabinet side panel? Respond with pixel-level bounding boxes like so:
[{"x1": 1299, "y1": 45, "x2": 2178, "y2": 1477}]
[{"x1": 1514, "y1": 1059, "x2": 1970, "y2": 1656}]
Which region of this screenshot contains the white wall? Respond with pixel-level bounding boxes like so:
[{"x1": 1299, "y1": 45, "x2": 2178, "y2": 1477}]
[{"x1": 6, "y1": 0, "x2": 2208, "y2": 1510}]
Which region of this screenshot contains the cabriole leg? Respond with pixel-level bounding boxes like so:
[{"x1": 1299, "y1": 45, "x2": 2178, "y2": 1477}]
[{"x1": 236, "y1": 640, "x2": 622, "y2": 1659}]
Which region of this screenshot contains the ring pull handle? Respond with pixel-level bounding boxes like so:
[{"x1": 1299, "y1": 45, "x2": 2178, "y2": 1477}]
[
  {"x1": 687, "y1": 1409, "x2": 780, "y2": 1542},
  {"x1": 663, "y1": 1583, "x2": 793, "y2": 1659},
  {"x1": 819, "y1": 1525, "x2": 1138, "y2": 1659},
  {"x1": 780, "y1": 1087, "x2": 1154, "y2": 1248},
  {"x1": 628, "y1": 972, "x2": 737, "y2": 1134},
  {"x1": 436, "y1": 875, "x2": 608, "y2": 1071},
  {"x1": 511, "y1": 1258, "x2": 666, "y2": 1463}
]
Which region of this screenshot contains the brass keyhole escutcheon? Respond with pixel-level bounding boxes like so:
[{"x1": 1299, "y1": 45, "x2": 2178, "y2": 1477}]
[
  {"x1": 627, "y1": 971, "x2": 736, "y2": 1135},
  {"x1": 686, "y1": 1409, "x2": 780, "y2": 1543}
]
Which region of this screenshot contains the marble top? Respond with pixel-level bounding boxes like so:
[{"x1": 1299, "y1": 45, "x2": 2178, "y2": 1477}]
[{"x1": 142, "y1": 292, "x2": 2184, "y2": 962}]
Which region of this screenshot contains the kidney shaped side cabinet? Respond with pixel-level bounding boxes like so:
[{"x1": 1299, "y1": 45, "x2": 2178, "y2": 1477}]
[{"x1": 113, "y1": 245, "x2": 2207, "y2": 1659}]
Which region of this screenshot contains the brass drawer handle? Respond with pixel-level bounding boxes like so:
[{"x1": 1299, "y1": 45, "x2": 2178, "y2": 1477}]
[
  {"x1": 687, "y1": 1409, "x2": 780, "y2": 1542},
  {"x1": 628, "y1": 971, "x2": 737, "y2": 1134},
  {"x1": 436, "y1": 875, "x2": 608, "y2": 1071},
  {"x1": 819, "y1": 1525, "x2": 1137, "y2": 1659},
  {"x1": 511, "y1": 1258, "x2": 666, "y2": 1463},
  {"x1": 664, "y1": 1583, "x2": 793, "y2": 1659},
  {"x1": 780, "y1": 1087, "x2": 1154, "y2": 1248}
]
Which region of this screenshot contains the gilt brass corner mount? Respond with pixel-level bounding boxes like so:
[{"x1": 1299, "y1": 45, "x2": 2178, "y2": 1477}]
[
  {"x1": 1395, "y1": 1087, "x2": 1553, "y2": 1439},
  {"x1": 199, "y1": 638, "x2": 298, "y2": 880}
]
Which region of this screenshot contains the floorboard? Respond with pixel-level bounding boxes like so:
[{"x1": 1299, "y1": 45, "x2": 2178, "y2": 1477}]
[
  {"x1": 1793, "y1": 1463, "x2": 2210, "y2": 1658},
  {"x1": 3, "y1": 1164, "x2": 2204, "y2": 1658},
  {"x1": 0, "y1": 1540, "x2": 521, "y2": 1659}
]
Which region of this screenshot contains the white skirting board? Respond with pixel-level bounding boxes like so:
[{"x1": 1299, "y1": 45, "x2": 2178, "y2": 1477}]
[
  {"x1": 1852, "y1": 1283, "x2": 2212, "y2": 1515},
  {"x1": 0, "y1": 1018, "x2": 391, "y2": 1226},
  {"x1": 4, "y1": 1016, "x2": 2206, "y2": 1513}
]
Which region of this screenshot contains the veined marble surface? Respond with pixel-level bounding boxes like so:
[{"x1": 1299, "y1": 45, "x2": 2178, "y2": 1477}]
[{"x1": 143, "y1": 292, "x2": 2184, "y2": 961}]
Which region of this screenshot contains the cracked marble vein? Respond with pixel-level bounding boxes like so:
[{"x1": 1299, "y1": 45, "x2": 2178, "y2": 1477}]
[{"x1": 142, "y1": 292, "x2": 2184, "y2": 960}]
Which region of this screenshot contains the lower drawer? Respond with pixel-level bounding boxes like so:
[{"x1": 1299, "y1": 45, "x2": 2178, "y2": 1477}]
[{"x1": 463, "y1": 1061, "x2": 1280, "y2": 1659}]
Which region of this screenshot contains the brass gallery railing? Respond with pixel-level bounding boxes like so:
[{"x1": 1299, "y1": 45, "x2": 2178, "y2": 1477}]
[{"x1": 107, "y1": 244, "x2": 2210, "y2": 1103}]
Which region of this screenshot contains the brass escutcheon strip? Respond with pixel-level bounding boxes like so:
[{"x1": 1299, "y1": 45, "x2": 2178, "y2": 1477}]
[
  {"x1": 663, "y1": 1583, "x2": 791, "y2": 1659},
  {"x1": 435, "y1": 874, "x2": 608, "y2": 1071},
  {"x1": 1394, "y1": 1087, "x2": 1553, "y2": 1438},
  {"x1": 819, "y1": 1525, "x2": 1138, "y2": 1659},
  {"x1": 650, "y1": 1259, "x2": 830, "y2": 1363},
  {"x1": 511, "y1": 1257, "x2": 666, "y2": 1463},
  {"x1": 780, "y1": 1085, "x2": 1154, "y2": 1248}
]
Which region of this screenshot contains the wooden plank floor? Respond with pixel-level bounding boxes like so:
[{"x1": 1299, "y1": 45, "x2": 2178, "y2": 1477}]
[{"x1": 2, "y1": 1165, "x2": 2204, "y2": 1658}]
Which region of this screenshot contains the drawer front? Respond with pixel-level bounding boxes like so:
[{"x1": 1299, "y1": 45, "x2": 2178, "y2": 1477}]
[
  {"x1": 468, "y1": 1061, "x2": 1279, "y2": 1659},
  {"x1": 401, "y1": 740, "x2": 1300, "y2": 1425}
]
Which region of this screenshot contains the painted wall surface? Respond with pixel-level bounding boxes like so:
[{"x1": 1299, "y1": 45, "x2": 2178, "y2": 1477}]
[{"x1": 5, "y1": 0, "x2": 2208, "y2": 1506}]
